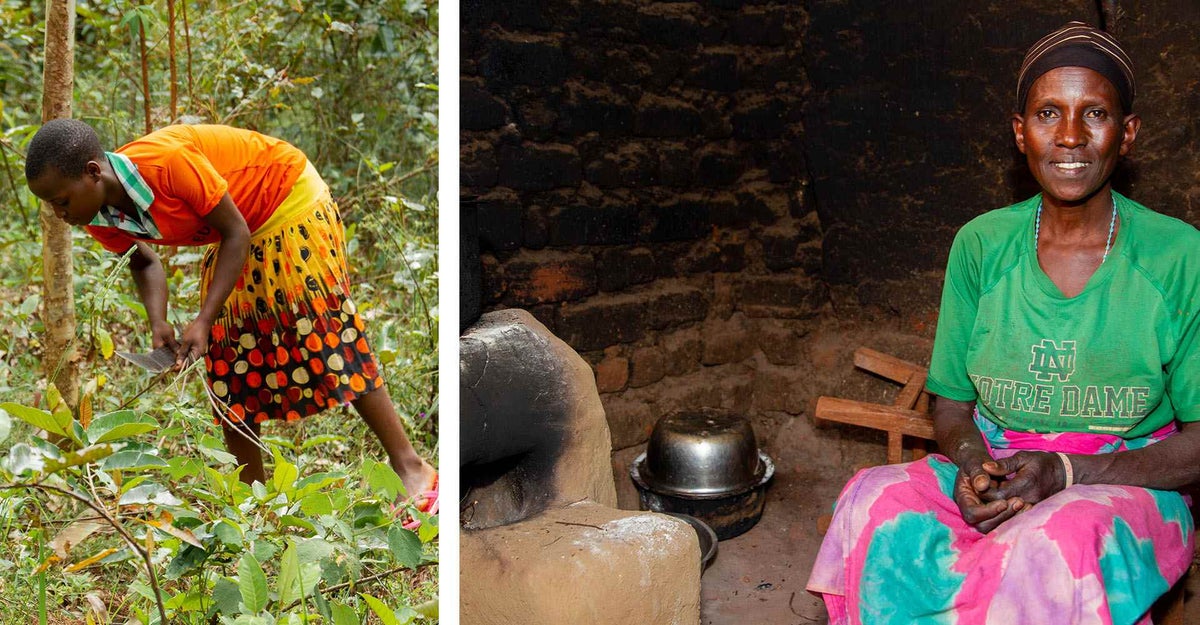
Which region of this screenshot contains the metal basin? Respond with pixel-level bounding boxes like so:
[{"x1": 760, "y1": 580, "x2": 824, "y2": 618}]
[
  {"x1": 639, "y1": 409, "x2": 765, "y2": 497},
  {"x1": 664, "y1": 512, "x2": 718, "y2": 573},
  {"x1": 632, "y1": 450, "x2": 773, "y2": 540}
]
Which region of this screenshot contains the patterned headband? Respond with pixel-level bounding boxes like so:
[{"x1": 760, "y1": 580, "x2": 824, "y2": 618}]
[{"x1": 1017, "y1": 21, "x2": 1135, "y2": 114}]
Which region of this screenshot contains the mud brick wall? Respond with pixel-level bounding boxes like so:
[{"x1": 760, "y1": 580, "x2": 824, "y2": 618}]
[
  {"x1": 462, "y1": 1, "x2": 1200, "y2": 453},
  {"x1": 461, "y1": 0, "x2": 817, "y2": 450}
]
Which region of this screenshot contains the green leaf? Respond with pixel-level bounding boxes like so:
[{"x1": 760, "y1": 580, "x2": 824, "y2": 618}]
[
  {"x1": 271, "y1": 451, "x2": 299, "y2": 495},
  {"x1": 214, "y1": 520, "x2": 244, "y2": 547},
  {"x1": 118, "y1": 474, "x2": 150, "y2": 494},
  {"x1": 164, "y1": 456, "x2": 205, "y2": 480},
  {"x1": 295, "y1": 538, "x2": 335, "y2": 564},
  {"x1": 313, "y1": 591, "x2": 332, "y2": 621},
  {"x1": 212, "y1": 577, "x2": 241, "y2": 615},
  {"x1": 298, "y1": 492, "x2": 333, "y2": 516},
  {"x1": 3, "y1": 443, "x2": 46, "y2": 475},
  {"x1": 417, "y1": 512, "x2": 439, "y2": 544},
  {"x1": 395, "y1": 606, "x2": 420, "y2": 623},
  {"x1": 18, "y1": 293, "x2": 39, "y2": 315},
  {"x1": 251, "y1": 540, "x2": 279, "y2": 564},
  {"x1": 279, "y1": 515, "x2": 316, "y2": 533},
  {"x1": 261, "y1": 434, "x2": 295, "y2": 450},
  {"x1": 230, "y1": 616, "x2": 274, "y2": 625},
  {"x1": 101, "y1": 450, "x2": 169, "y2": 471},
  {"x1": 294, "y1": 472, "x2": 346, "y2": 497},
  {"x1": 329, "y1": 602, "x2": 359, "y2": 625},
  {"x1": 361, "y1": 593, "x2": 402, "y2": 625},
  {"x1": 164, "y1": 588, "x2": 209, "y2": 611},
  {"x1": 42, "y1": 444, "x2": 115, "y2": 473},
  {"x1": 129, "y1": 579, "x2": 157, "y2": 602},
  {"x1": 362, "y1": 458, "x2": 406, "y2": 500},
  {"x1": 85, "y1": 410, "x2": 157, "y2": 444},
  {"x1": 238, "y1": 551, "x2": 269, "y2": 614},
  {"x1": 44, "y1": 386, "x2": 76, "y2": 441},
  {"x1": 164, "y1": 544, "x2": 209, "y2": 580},
  {"x1": 1, "y1": 402, "x2": 71, "y2": 438},
  {"x1": 95, "y1": 326, "x2": 115, "y2": 359},
  {"x1": 119, "y1": 483, "x2": 182, "y2": 506},
  {"x1": 0, "y1": 408, "x2": 10, "y2": 445},
  {"x1": 198, "y1": 444, "x2": 238, "y2": 465},
  {"x1": 414, "y1": 599, "x2": 438, "y2": 619},
  {"x1": 387, "y1": 525, "x2": 422, "y2": 569},
  {"x1": 277, "y1": 540, "x2": 323, "y2": 607},
  {"x1": 277, "y1": 541, "x2": 300, "y2": 606}
]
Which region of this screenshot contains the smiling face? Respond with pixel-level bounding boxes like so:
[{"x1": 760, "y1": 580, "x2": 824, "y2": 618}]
[
  {"x1": 27, "y1": 160, "x2": 107, "y2": 226},
  {"x1": 1012, "y1": 66, "x2": 1141, "y2": 210}
]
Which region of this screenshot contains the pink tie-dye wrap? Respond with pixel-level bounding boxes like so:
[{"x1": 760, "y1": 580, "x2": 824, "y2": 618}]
[{"x1": 806, "y1": 418, "x2": 1194, "y2": 625}]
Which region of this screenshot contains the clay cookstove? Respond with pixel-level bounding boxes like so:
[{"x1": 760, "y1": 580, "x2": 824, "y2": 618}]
[{"x1": 460, "y1": 310, "x2": 703, "y2": 625}]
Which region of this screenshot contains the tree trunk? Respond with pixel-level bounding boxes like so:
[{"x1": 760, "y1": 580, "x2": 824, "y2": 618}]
[{"x1": 40, "y1": 0, "x2": 80, "y2": 409}]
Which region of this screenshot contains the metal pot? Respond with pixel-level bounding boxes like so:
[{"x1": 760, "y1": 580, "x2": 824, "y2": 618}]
[
  {"x1": 640, "y1": 410, "x2": 765, "y2": 496},
  {"x1": 631, "y1": 410, "x2": 774, "y2": 540}
]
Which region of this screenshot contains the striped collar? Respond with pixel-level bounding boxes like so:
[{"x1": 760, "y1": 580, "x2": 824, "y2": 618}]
[{"x1": 88, "y1": 152, "x2": 161, "y2": 239}]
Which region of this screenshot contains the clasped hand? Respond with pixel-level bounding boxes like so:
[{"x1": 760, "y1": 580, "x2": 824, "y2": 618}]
[
  {"x1": 954, "y1": 451, "x2": 1066, "y2": 533},
  {"x1": 150, "y1": 317, "x2": 212, "y2": 371}
]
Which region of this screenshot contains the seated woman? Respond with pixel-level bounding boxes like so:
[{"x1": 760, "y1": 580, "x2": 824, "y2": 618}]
[{"x1": 807, "y1": 22, "x2": 1200, "y2": 625}]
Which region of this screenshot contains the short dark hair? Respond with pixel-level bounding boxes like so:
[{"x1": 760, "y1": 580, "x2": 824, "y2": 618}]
[{"x1": 25, "y1": 118, "x2": 106, "y2": 182}]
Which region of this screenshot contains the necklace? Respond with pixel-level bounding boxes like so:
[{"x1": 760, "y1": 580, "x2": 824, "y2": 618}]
[{"x1": 1035, "y1": 196, "x2": 1118, "y2": 264}]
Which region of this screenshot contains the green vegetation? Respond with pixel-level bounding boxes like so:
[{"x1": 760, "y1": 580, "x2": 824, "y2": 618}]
[{"x1": 0, "y1": 1, "x2": 439, "y2": 622}]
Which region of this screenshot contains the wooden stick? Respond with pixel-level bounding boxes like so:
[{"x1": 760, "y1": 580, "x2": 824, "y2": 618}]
[
  {"x1": 853, "y1": 348, "x2": 925, "y2": 385},
  {"x1": 815, "y1": 396, "x2": 935, "y2": 440},
  {"x1": 893, "y1": 371, "x2": 927, "y2": 410},
  {"x1": 887, "y1": 431, "x2": 903, "y2": 465}
]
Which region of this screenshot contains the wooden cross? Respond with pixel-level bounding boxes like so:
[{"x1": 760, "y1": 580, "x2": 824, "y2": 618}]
[{"x1": 814, "y1": 347, "x2": 934, "y2": 465}]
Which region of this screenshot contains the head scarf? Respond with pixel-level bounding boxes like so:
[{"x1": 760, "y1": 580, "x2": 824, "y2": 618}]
[{"x1": 1016, "y1": 21, "x2": 1135, "y2": 114}]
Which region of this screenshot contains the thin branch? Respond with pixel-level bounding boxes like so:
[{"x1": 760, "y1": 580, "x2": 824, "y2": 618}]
[
  {"x1": 137, "y1": 9, "x2": 152, "y2": 133},
  {"x1": 0, "y1": 138, "x2": 31, "y2": 230},
  {"x1": 182, "y1": 0, "x2": 192, "y2": 105}
]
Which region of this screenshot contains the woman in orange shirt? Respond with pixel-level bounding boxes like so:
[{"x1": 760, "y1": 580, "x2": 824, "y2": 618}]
[{"x1": 24, "y1": 120, "x2": 437, "y2": 521}]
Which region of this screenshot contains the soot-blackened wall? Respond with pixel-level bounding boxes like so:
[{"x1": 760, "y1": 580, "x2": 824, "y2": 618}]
[{"x1": 806, "y1": 1, "x2": 1200, "y2": 310}]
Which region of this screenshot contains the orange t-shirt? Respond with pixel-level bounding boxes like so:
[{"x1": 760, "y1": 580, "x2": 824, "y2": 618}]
[{"x1": 86, "y1": 125, "x2": 307, "y2": 253}]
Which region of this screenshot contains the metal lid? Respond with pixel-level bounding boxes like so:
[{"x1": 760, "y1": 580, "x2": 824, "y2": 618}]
[{"x1": 634, "y1": 410, "x2": 772, "y2": 496}]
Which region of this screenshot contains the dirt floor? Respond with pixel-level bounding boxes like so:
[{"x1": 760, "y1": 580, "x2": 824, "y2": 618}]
[
  {"x1": 615, "y1": 442, "x2": 844, "y2": 625},
  {"x1": 610, "y1": 317, "x2": 1200, "y2": 625}
]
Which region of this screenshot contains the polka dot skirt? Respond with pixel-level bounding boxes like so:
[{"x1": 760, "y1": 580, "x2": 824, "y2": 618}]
[{"x1": 200, "y1": 196, "x2": 383, "y2": 424}]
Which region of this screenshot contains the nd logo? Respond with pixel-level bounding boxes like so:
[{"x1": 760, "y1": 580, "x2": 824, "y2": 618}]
[{"x1": 1029, "y1": 339, "x2": 1076, "y2": 382}]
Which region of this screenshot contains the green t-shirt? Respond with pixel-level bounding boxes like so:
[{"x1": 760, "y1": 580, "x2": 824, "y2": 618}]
[{"x1": 927, "y1": 192, "x2": 1200, "y2": 438}]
